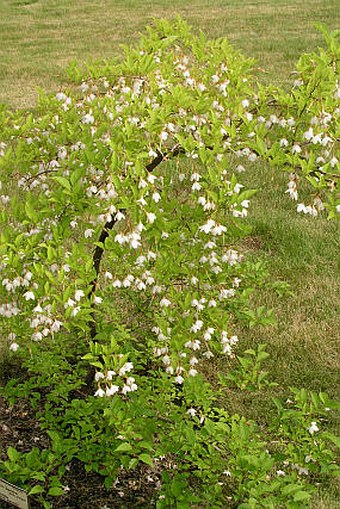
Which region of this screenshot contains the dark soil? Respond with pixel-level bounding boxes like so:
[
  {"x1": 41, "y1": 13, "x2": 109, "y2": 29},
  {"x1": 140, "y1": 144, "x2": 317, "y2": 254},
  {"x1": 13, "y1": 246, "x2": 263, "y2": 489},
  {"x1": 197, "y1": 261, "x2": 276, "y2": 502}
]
[{"x1": 0, "y1": 384, "x2": 160, "y2": 509}]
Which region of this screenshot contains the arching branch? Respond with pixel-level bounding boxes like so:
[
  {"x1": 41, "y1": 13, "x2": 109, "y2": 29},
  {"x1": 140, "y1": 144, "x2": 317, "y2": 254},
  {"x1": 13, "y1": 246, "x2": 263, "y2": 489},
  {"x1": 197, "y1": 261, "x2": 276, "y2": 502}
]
[{"x1": 88, "y1": 143, "x2": 184, "y2": 339}]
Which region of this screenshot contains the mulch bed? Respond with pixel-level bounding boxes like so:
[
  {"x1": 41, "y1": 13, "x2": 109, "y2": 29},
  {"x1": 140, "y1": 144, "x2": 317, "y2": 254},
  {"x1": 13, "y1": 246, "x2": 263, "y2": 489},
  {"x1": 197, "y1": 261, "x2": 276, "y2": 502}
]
[{"x1": 0, "y1": 379, "x2": 160, "y2": 509}]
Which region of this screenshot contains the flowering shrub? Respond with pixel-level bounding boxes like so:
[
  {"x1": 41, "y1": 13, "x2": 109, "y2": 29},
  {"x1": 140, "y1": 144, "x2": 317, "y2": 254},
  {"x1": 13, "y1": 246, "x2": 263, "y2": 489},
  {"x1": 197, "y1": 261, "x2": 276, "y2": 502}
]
[
  {"x1": 0, "y1": 16, "x2": 271, "y2": 378},
  {"x1": 0, "y1": 17, "x2": 339, "y2": 508}
]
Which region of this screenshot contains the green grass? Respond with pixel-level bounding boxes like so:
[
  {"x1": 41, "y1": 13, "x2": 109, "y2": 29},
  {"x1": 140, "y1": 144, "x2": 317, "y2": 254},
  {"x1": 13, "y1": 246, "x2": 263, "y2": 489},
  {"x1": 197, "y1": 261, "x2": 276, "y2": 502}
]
[
  {"x1": 1, "y1": 1, "x2": 339, "y2": 506},
  {"x1": 0, "y1": 0, "x2": 339, "y2": 108},
  {"x1": 240, "y1": 165, "x2": 340, "y2": 393}
]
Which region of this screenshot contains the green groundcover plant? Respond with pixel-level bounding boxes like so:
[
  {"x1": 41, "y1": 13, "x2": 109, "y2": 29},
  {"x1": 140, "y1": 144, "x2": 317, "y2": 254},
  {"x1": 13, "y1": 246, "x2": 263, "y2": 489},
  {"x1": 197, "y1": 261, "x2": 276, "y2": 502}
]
[{"x1": 0, "y1": 17, "x2": 339, "y2": 508}]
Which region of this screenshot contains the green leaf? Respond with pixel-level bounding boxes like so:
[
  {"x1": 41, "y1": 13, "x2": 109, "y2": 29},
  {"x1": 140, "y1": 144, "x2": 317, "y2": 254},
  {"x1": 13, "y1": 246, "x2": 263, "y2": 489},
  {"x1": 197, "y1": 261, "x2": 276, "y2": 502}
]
[
  {"x1": 25, "y1": 198, "x2": 38, "y2": 222},
  {"x1": 48, "y1": 486, "x2": 64, "y2": 496},
  {"x1": 138, "y1": 453, "x2": 154, "y2": 467},
  {"x1": 29, "y1": 485, "x2": 45, "y2": 495},
  {"x1": 257, "y1": 351, "x2": 270, "y2": 362},
  {"x1": 89, "y1": 361, "x2": 104, "y2": 369},
  {"x1": 128, "y1": 458, "x2": 139, "y2": 469},
  {"x1": 282, "y1": 483, "x2": 302, "y2": 496},
  {"x1": 139, "y1": 441, "x2": 153, "y2": 451},
  {"x1": 53, "y1": 176, "x2": 71, "y2": 191},
  {"x1": 293, "y1": 491, "x2": 311, "y2": 502},
  {"x1": 104, "y1": 476, "x2": 114, "y2": 490},
  {"x1": 7, "y1": 446, "x2": 20, "y2": 462},
  {"x1": 32, "y1": 472, "x2": 46, "y2": 482},
  {"x1": 115, "y1": 442, "x2": 133, "y2": 453}
]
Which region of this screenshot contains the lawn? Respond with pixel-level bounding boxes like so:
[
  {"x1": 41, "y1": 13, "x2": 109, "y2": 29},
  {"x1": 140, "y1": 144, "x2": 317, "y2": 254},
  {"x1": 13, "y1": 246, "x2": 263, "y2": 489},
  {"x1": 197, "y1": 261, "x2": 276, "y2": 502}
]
[
  {"x1": 1, "y1": 0, "x2": 339, "y2": 108},
  {"x1": 0, "y1": 1, "x2": 339, "y2": 507}
]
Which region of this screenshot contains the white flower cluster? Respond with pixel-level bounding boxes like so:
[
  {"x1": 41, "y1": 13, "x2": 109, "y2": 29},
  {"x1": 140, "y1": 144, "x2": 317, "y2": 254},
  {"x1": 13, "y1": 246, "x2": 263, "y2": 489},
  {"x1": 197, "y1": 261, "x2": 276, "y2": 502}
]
[
  {"x1": 0, "y1": 301, "x2": 20, "y2": 318},
  {"x1": 221, "y1": 331, "x2": 239, "y2": 355},
  {"x1": 56, "y1": 92, "x2": 72, "y2": 111},
  {"x1": 257, "y1": 86, "x2": 339, "y2": 215},
  {"x1": 2, "y1": 270, "x2": 33, "y2": 293},
  {"x1": 199, "y1": 219, "x2": 227, "y2": 236},
  {"x1": 151, "y1": 273, "x2": 240, "y2": 382},
  {"x1": 7, "y1": 332, "x2": 19, "y2": 352},
  {"x1": 94, "y1": 362, "x2": 137, "y2": 397},
  {"x1": 285, "y1": 178, "x2": 298, "y2": 201},
  {"x1": 104, "y1": 189, "x2": 246, "y2": 383},
  {"x1": 114, "y1": 223, "x2": 145, "y2": 250},
  {"x1": 296, "y1": 203, "x2": 318, "y2": 216},
  {"x1": 30, "y1": 303, "x2": 63, "y2": 341},
  {"x1": 112, "y1": 269, "x2": 158, "y2": 293},
  {"x1": 308, "y1": 421, "x2": 319, "y2": 435},
  {"x1": 64, "y1": 288, "x2": 87, "y2": 317}
]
